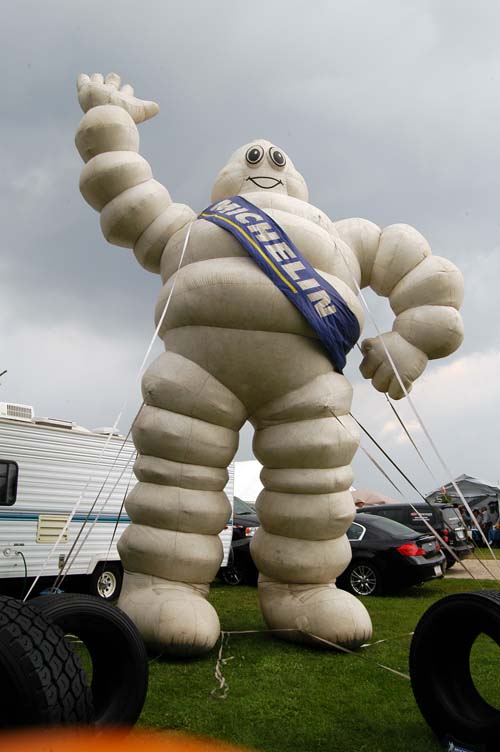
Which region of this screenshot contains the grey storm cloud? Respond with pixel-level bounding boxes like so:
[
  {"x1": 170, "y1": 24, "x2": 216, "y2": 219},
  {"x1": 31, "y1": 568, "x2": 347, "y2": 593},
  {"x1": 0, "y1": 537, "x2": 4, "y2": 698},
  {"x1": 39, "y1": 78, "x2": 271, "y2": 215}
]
[{"x1": 1, "y1": 0, "x2": 499, "y2": 495}]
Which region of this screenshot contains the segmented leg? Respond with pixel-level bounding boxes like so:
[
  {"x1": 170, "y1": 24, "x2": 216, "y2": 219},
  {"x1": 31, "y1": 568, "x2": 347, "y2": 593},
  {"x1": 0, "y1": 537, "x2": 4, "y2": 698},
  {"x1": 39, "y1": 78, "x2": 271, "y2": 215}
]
[
  {"x1": 117, "y1": 351, "x2": 246, "y2": 656},
  {"x1": 250, "y1": 371, "x2": 372, "y2": 648}
]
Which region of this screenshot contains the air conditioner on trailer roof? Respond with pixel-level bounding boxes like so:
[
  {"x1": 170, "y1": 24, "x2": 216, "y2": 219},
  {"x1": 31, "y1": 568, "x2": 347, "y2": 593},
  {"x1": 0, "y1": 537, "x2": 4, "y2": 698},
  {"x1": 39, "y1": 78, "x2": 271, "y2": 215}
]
[{"x1": 0, "y1": 402, "x2": 34, "y2": 421}]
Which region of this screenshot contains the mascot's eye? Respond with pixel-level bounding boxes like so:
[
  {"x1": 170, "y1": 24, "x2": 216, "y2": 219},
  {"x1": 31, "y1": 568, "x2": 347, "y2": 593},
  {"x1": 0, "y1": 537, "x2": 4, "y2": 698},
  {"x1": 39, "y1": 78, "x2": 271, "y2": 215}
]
[
  {"x1": 269, "y1": 147, "x2": 286, "y2": 167},
  {"x1": 246, "y1": 146, "x2": 264, "y2": 165}
]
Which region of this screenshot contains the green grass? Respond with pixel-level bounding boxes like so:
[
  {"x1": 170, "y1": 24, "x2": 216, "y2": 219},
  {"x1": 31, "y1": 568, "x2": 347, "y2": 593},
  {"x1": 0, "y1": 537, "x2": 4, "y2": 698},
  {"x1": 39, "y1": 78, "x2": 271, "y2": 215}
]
[
  {"x1": 138, "y1": 580, "x2": 499, "y2": 752},
  {"x1": 469, "y1": 547, "x2": 500, "y2": 560}
]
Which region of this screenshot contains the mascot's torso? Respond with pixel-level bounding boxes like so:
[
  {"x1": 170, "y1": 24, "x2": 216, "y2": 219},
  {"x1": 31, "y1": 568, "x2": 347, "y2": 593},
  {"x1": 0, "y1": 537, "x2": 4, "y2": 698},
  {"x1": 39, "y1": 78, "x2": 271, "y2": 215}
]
[
  {"x1": 155, "y1": 192, "x2": 363, "y2": 411},
  {"x1": 158, "y1": 193, "x2": 364, "y2": 337}
]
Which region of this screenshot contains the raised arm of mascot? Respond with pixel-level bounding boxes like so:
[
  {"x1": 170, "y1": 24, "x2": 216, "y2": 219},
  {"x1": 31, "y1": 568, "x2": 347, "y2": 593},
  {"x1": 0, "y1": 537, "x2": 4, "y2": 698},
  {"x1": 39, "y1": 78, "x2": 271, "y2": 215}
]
[
  {"x1": 75, "y1": 72, "x2": 195, "y2": 273},
  {"x1": 333, "y1": 218, "x2": 464, "y2": 398}
]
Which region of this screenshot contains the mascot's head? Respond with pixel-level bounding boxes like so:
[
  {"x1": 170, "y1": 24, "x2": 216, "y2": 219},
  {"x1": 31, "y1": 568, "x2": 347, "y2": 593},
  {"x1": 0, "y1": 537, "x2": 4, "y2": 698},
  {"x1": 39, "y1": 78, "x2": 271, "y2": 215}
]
[{"x1": 211, "y1": 139, "x2": 308, "y2": 203}]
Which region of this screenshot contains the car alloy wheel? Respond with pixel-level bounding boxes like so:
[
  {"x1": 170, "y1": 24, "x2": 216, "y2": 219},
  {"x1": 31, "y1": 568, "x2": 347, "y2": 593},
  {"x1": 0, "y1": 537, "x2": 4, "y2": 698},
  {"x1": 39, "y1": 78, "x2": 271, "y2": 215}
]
[
  {"x1": 222, "y1": 566, "x2": 245, "y2": 586},
  {"x1": 349, "y1": 562, "x2": 380, "y2": 596}
]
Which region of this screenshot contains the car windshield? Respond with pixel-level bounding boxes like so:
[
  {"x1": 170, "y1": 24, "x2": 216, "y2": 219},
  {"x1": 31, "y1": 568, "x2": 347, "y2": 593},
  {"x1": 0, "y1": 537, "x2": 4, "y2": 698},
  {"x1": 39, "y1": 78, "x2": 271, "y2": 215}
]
[
  {"x1": 356, "y1": 513, "x2": 416, "y2": 539},
  {"x1": 234, "y1": 498, "x2": 255, "y2": 515}
]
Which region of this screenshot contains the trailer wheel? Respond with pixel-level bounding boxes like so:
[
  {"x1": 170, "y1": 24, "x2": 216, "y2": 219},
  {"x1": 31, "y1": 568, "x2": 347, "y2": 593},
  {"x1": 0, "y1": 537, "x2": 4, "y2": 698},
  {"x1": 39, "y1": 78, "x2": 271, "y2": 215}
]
[
  {"x1": 90, "y1": 562, "x2": 123, "y2": 600},
  {"x1": 410, "y1": 590, "x2": 500, "y2": 751},
  {"x1": 29, "y1": 593, "x2": 148, "y2": 727},
  {"x1": 0, "y1": 596, "x2": 94, "y2": 729}
]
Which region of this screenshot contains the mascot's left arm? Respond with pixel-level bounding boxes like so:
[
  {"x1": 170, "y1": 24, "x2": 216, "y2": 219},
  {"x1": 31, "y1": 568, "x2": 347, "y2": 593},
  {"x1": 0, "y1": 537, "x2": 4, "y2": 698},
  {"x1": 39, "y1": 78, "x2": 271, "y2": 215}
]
[{"x1": 332, "y1": 218, "x2": 464, "y2": 399}]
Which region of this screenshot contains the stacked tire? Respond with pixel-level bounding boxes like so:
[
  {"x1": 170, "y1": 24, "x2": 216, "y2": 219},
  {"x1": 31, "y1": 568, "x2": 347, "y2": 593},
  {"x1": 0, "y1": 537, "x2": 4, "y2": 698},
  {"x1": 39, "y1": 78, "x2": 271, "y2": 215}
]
[
  {"x1": 0, "y1": 593, "x2": 148, "y2": 731},
  {"x1": 0, "y1": 596, "x2": 94, "y2": 729},
  {"x1": 410, "y1": 590, "x2": 500, "y2": 752}
]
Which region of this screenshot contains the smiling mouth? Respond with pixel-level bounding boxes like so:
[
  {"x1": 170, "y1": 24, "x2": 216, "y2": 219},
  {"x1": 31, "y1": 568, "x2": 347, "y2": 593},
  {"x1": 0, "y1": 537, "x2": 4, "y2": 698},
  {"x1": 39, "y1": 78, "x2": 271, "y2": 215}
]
[{"x1": 246, "y1": 176, "x2": 284, "y2": 189}]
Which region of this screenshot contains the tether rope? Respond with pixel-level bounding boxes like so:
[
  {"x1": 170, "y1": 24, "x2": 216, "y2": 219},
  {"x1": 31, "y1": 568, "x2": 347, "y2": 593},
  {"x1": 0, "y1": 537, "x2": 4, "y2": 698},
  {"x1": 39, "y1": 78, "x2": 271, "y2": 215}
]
[
  {"x1": 56, "y1": 448, "x2": 137, "y2": 591},
  {"x1": 333, "y1": 238, "x2": 497, "y2": 558},
  {"x1": 23, "y1": 426, "x2": 136, "y2": 600},
  {"x1": 24, "y1": 221, "x2": 194, "y2": 599},
  {"x1": 102, "y1": 451, "x2": 137, "y2": 563},
  {"x1": 349, "y1": 411, "x2": 499, "y2": 582},
  {"x1": 52, "y1": 441, "x2": 137, "y2": 591},
  {"x1": 211, "y1": 628, "x2": 412, "y2": 699},
  {"x1": 383, "y1": 391, "x2": 439, "y2": 485},
  {"x1": 328, "y1": 408, "x2": 483, "y2": 580}
]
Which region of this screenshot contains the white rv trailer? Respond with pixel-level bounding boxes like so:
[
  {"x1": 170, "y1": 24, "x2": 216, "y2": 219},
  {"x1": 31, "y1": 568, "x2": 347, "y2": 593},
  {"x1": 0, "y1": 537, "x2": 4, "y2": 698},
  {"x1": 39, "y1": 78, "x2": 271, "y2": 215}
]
[{"x1": 0, "y1": 402, "x2": 234, "y2": 599}]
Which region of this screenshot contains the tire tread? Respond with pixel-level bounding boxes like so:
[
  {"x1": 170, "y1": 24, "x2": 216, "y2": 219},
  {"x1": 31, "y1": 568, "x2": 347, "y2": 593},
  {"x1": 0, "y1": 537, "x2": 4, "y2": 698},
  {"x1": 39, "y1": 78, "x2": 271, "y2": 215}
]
[{"x1": 0, "y1": 596, "x2": 94, "y2": 728}]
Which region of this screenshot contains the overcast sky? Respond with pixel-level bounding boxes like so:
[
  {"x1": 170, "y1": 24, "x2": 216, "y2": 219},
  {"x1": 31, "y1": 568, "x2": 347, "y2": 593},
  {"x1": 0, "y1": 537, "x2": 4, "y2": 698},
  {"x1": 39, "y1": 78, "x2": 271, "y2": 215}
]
[{"x1": 1, "y1": 1, "x2": 499, "y2": 500}]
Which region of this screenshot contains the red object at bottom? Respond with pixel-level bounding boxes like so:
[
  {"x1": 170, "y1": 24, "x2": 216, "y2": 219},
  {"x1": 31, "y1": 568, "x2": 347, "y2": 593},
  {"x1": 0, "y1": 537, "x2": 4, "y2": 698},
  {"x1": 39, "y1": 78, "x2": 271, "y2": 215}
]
[{"x1": 0, "y1": 728, "x2": 250, "y2": 752}]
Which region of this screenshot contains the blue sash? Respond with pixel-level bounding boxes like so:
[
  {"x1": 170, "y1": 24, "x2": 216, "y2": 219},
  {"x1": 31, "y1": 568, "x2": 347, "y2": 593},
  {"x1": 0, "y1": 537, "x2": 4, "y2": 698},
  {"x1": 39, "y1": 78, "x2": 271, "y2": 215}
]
[{"x1": 199, "y1": 195, "x2": 360, "y2": 373}]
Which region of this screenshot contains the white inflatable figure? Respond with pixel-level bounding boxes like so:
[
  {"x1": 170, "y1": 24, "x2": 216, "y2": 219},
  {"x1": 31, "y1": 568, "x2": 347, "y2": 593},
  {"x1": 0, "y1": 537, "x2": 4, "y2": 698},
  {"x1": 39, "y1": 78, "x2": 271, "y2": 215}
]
[{"x1": 75, "y1": 73, "x2": 464, "y2": 656}]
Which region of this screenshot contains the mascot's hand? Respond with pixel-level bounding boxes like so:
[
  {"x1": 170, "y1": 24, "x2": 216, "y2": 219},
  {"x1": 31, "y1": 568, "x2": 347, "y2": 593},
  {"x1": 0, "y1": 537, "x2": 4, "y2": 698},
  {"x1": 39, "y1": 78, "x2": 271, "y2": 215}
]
[
  {"x1": 359, "y1": 332, "x2": 428, "y2": 400},
  {"x1": 77, "y1": 72, "x2": 159, "y2": 124}
]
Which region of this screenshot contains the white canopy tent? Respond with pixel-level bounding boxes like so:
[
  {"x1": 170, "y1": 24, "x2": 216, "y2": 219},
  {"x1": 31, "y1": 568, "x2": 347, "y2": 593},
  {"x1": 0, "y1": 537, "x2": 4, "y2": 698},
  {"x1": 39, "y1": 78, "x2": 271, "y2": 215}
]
[{"x1": 426, "y1": 474, "x2": 500, "y2": 511}]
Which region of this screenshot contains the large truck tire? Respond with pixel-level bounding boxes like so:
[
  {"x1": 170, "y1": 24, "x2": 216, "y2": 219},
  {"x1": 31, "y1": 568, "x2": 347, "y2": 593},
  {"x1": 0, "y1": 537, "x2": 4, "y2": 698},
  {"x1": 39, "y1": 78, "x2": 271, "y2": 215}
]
[
  {"x1": 0, "y1": 596, "x2": 94, "y2": 729},
  {"x1": 410, "y1": 590, "x2": 500, "y2": 751},
  {"x1": 29, "y1": 593, "x2": 148, "y2": 726}
]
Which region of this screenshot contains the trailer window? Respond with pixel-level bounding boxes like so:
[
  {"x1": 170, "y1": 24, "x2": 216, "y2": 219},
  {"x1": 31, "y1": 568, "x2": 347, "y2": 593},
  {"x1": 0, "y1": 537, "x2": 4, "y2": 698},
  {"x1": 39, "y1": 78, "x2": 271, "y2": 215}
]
[{"x1": 0, "y1": 461, "x2": 18, "y2": 506}]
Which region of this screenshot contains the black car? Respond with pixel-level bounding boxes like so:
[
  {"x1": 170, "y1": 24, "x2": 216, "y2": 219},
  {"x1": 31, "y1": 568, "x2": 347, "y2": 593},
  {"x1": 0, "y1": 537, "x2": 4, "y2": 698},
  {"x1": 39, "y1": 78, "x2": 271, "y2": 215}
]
[
  {"x1": 232, "y1": 497, "x2": 260, "y2": 540},
  {"x1": 219, "y1": 536, "x2": 259, "y2": 585},
  {"x1": 217, "y1": 498, "x2": 260, "y2": 584},
  {"x1": 358, "y1": 502, "x2": 473, "y2": 567},
  {"x1": 337, "y1": 513, "x2": 445, "y2": 596},
  {"x1": 219, "y1": 513, "x2": 445, "y2": 593}
]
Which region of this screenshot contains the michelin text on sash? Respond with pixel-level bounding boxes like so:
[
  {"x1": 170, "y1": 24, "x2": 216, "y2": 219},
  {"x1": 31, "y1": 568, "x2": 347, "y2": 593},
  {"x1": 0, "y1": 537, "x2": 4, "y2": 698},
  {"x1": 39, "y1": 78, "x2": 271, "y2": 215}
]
[{"x1": 201, "y1": 198, "x2": 337, "y2": 318}]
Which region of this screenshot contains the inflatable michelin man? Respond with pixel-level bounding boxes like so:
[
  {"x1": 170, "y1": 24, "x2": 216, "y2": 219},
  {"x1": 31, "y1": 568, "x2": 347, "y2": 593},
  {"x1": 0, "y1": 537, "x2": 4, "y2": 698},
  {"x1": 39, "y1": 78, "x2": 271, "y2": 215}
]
[{"x1": 75, "y1": 73, "x2": 464, "y2": 656}]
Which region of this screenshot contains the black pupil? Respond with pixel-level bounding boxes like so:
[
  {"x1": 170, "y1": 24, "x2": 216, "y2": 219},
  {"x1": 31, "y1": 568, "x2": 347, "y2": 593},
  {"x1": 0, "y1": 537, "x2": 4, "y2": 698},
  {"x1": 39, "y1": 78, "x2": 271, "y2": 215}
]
[
  {"x1": 248, "y1": 148, "x2": 261, "y2": 163},
  {"x1": 273, "y1": 150, "x2": 285, "y2": 165}
]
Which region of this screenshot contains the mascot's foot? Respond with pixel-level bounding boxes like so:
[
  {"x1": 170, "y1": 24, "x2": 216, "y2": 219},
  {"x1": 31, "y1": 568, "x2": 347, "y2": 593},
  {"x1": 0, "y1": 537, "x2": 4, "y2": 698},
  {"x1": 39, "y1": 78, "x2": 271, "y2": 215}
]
[
  {"x1": 258, "y1": 577, "x2": 372, "y2": 649},
  {"x1": 118, "y1": 570, "x2": 220, "y2": 656}
]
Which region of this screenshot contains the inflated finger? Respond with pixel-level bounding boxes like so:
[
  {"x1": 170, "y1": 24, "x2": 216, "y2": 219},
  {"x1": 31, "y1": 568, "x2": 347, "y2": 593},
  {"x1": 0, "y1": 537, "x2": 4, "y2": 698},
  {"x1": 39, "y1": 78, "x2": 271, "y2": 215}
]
[
  {"x1": 77, "y1": 73, "x2": 90, "y2": 90},
  {"x1": 90, "y1": 73, "x2": 104, "y2": 84},
  {"x1": 360, "y1": 337, "x2": 375, "y2": 356},
  {"x1": 142, "y1": 100, "x2": 160, "y2": 121},
  {"x1": 388, "y1": 375, "x2": 411, "y2": 400},
  {"x1": 359, "y1": 348, "x2": 380, "y2": 379},
  {"x1": 105, "y1": 72, "x2": 121, "y2": 88},
  {"x1": 120, "y1": 84, "x2": 134, "y2": 96},
  {"x1": 372, "y1": 363, "x2": 392, "y2": 393}
]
